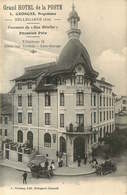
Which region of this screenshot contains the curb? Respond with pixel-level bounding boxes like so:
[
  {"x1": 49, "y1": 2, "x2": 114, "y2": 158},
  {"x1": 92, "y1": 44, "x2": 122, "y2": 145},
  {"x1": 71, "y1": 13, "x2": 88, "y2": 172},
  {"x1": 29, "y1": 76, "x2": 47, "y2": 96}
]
[
  {"x1": 0, "y1": 162, "x2": 96, "y2": 177},
  {"x1": 54, "y1": 171, "x2": 96, "y2": 177}
]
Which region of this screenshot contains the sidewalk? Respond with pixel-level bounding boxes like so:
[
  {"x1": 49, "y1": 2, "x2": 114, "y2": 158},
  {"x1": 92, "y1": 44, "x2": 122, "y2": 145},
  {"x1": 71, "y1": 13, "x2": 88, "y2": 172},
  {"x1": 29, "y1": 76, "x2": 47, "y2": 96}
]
[
  {"x1": 54, "y1": 162, "x2": 96, "y2": 176},
  {"x1": 0, "y1": 159, "x2": 31, "y2": 172},
  {"x1": 0, "y1": 159, "x2": 96, "y2": 176}
]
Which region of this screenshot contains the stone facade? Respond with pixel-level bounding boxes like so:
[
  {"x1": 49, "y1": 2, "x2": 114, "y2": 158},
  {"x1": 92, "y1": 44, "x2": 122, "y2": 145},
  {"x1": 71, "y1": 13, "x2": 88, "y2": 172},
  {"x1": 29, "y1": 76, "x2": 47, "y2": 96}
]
[{"x1": 3, "y1": 5, "x2": 115, "y2": 166}]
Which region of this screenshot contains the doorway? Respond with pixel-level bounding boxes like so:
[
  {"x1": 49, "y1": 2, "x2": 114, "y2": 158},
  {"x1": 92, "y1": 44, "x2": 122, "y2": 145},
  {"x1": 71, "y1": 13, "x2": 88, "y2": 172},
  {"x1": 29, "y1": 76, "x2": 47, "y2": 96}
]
[{"x1": 73, "y1": 136, "x2": 85, "y2": 161}]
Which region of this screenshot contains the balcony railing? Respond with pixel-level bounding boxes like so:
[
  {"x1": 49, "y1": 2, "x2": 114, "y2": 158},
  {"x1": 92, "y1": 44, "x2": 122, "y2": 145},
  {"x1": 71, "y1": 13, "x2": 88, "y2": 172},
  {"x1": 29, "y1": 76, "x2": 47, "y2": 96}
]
[
  {"x1": 66, "y1": 123, "x2": 92, "y2": 133},
  {"x1": 4, "y1": 140, "x2": 33, "y2": 155}
]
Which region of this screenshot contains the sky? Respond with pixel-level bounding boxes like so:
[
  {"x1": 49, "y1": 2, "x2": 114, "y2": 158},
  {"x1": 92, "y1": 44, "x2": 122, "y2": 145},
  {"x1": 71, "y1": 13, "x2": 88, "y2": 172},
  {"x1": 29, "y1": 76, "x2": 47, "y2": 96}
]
[{"x1": 0, "y1": 0, "x2": 127, "y2": 95}]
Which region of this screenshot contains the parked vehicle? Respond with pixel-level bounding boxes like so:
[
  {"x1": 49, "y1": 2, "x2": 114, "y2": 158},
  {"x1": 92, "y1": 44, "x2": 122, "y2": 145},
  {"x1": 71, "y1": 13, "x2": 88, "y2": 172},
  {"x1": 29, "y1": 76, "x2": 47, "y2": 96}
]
[
  {"x1": 30, "y1": 163, "x2": 54, "y2": 178},
  {"x1": 96, "y1": 160, "x2": 117, "y2": 175}
]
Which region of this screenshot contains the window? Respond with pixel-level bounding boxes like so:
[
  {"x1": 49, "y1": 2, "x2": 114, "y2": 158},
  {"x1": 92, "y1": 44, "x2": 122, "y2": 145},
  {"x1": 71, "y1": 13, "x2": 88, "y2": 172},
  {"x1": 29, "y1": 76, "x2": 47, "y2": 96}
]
[
  {"x1": 112, "y1": 111, "x2": 114, "y2": 118},
  {"x1": 123, "y1": 107, "x2": 126, "y2": 111},
  {"x1": 76, "y1": 92, "x2": 84, "y2": 106},
  {"x1": 103, "y1": 111, "x2": 105, "y2": 121},
  {"x1": 123, "y1": 100, "x2": 127, "y2": 104},
  {"x1": 93, "y1": 94, "x2": 96, "y2": 106},
  {"x1": 100, "y1": 112, "x2": 102, "y2": 122},
  {"x1": 107, "y1": 125, "x2": 109, "y2": 133},
  {"x1": 5, "y1": 129, "x2": 7, "y2": 136},
  {"x1": 18, "y1": 83, "x2": 22, "y2": 90},
  {"x1": 103, "y1": 97, "x2": 105, "y2": 106},
  {"x1": 0, "y1": 117, "x2": 2, "y2": 124},
  {"x1": 100, "y1": 95, "x2": 102, "y2": 106},
  {"x1": 94, "y1": 112, "x2": 96, "y2": 123},
  {"x1": 107, "y1": 111, "x2": 109, "y2": 120},
  {"x1": 18, "y1": 95, "x2": 22, "y2": 107},
  {"x1": 112, "y1": 98, "x2": 114, "y2": 106},
  {"x1": 17, "y1": 130, "x2": 23, "y2": 143},
  {"x1": 76, "y1": 114, "x2": 84, "y2": 126},
  {"x1": 110, "y1": 124, "x2": 112, "y2": 133},
  {"x1": 91, "y1": 94, "x2": 92, "y2": 106},
  {"x1": 44, "y1": 133, "x2": 51, "y2": 147},
  {"x1": 76, "y1": 75, "x2": 84, "y2": 84},
  {"x1": 100, "y1": 128, "x2": 102, "y2": 138},
  {"x1": 28, "y1": 94, "x2": 32, "y2": 107},
  {"x1": 110, "y1": 111, "x2": 111, "y2": 119},
  {"x1": 60, "y1": 93, "x2": 64, "y2": 106},
  {"x1": 5, "y1": 117, "x2": 8, "y2": 124},
  {"x1": 60, "y1": 114, "x2": 64, "y2": 127},
  {"x1": 28, "y1": 82, "x2": 32, "y2": 89},
  {"x1": 45, "y1": 93, "x2": 51, "y2": 106},
  {"x1": 109, "y1": 98, "x2": 111, "y2": 106},
  {"x1": 103, "y1": 127, "x2": 106, "y2": 136},
  {"x1": 18, "y1": 113, "x2": 22, "y2": 123},
  {"x1": 45, "y1": 113, "x2": 50, "y2": 125},
  {"x1": 107, "y1": 97, "x2": 108, "y2": 106},
  {"x1": 94, "y1": 133, "x2": 96, "y2": 143},
  {"x1": 60, "y1": 136, "x2": 66, "y2": 153},
  {"x1": 0, "y1": 129, "x2": 2, "y2": 135},
  {"x1": 28, "y1": 113, "x2": 32, "y2": 124},
  {"x1": 18, "y1": 153, "x2": 22, "y2": 162},
  {"x1": 91, "y1": 112, "x2": 92, "y2": 124}
]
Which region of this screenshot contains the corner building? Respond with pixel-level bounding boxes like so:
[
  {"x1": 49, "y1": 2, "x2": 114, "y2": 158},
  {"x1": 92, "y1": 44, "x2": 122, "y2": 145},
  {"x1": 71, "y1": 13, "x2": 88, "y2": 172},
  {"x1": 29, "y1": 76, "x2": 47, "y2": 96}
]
[{"x1": 12, "y1": 6, "x2": 115, "y2": 165}]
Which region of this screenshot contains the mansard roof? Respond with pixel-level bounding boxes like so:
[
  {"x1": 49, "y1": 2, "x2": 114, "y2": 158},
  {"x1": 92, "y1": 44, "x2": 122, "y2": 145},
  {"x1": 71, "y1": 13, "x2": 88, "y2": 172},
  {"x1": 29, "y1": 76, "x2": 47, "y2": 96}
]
[{"x1": 15, "y1": 39, "x2": 98, "y2": 82}]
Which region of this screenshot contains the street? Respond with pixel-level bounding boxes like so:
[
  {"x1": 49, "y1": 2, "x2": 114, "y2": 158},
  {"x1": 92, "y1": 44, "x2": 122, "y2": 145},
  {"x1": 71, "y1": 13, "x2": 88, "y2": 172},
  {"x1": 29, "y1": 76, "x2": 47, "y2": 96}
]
[{"x1": 0, "y1": 151, "x2": 127, "y2": 186}]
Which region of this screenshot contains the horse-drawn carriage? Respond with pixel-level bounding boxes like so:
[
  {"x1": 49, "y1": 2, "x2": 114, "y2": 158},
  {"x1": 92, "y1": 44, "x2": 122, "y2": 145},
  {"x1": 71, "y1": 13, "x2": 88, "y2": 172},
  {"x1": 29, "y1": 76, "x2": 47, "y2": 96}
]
[
  {"x1": 96, "y1": 159, "x2": 117, "y2": 175},
  {"x1": 29, "y1": 164, "x2": 54, "y2": 178},
  {"x1": 28, "y1": 155, "x2": 54, "y2": 179}
]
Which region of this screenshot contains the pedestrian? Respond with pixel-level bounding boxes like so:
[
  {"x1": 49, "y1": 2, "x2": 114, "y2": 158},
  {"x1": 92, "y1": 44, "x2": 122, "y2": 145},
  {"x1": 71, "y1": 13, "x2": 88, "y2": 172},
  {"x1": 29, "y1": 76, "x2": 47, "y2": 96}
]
[
  {"x1": 77, "y1": 155, "x2": 81, "y2": 167},
  {"x1": 51, "y1": 160, "x2": 55, "y2": 170},
  {"x1": 84, "y1": 153, "x2": 87, "y2": 165},
  {"x1": 22, "y1": 171, "x2": 27, "y2": 184},
  {"x1": 46, "y1": 153, "x2": 49, "y2": 160},
  {"x1": 45, "y1": 159, "x2": 49, "y2": 170}
]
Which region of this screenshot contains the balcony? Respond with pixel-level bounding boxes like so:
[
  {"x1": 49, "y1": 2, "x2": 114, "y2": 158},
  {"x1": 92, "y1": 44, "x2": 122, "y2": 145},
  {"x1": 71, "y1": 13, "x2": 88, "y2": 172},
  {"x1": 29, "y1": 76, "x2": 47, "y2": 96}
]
[
  {"x1": 65, "y1": 123, "x2": 92, "y2": 135},
  {"x1": 4, "y1": 140, "x2": 33, "y2": 155}
]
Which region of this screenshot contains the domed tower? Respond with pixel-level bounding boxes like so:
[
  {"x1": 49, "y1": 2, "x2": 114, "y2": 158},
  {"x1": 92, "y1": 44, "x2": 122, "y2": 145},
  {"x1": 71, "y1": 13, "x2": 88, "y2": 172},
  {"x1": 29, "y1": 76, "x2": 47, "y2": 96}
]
[
  {"x1": 57, "y1": 3, "x2": 98, "y2": 80},
  {"x1": 67, "y1": 3, "x2": 81, "y2": 40}
]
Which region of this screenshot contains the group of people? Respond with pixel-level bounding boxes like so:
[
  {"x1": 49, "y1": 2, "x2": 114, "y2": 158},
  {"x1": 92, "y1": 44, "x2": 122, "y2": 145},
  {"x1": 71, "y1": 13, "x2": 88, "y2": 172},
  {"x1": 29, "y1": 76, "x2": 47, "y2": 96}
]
[
  {"x1": 77, "y1": 153, "x2": 88, "y2": 167},
  {"x1": 43, "y1": 159, "x2": 56, "y2": 171}
]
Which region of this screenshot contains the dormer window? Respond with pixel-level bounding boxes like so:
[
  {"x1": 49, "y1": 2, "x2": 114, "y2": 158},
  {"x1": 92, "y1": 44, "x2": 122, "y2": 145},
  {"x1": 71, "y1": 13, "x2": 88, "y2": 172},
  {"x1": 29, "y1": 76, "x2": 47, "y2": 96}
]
[
  {"x1": 76, "y1": 75, "x2": 84, "y2": 84},
  {"x1": 28, "y1": 82, "x2": 32, "y2": 89},
  {"x1": 18, "y1": 83, "x2": 22, "y2": 90}
]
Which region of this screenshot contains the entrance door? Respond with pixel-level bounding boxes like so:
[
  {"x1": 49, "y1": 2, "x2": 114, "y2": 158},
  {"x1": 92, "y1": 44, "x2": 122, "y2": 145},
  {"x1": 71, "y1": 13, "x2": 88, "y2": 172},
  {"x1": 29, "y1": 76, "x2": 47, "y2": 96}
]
[
  {"x1": 27, "y1": 131, "x2": 33, "y2": 148},
  {"x1": 5, "y1": 150, "x2": 9, "y2": 160},
  {"x1": 74, "y1": 136, "x2": 85, "y2": 161},
  {"x1": 60, "y1": 136, "x2": 66, "y2": 153}
]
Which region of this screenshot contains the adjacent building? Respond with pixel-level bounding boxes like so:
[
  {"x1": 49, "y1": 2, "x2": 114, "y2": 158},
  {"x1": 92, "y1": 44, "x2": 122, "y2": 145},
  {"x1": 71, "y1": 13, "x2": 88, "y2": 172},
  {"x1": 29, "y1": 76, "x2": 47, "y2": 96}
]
[
  {"x1": 3, "y1": 5, "x2": 115, "y2": 165},
  {"x1": 0, "y1": 94, "x2": 13, "y2": 152},
  {"x1": 115, "y1": 96, "x2": 127, "y2": 130},
  {"x1": 115, "y1": 96, "x2": 127, "y2": 113}
]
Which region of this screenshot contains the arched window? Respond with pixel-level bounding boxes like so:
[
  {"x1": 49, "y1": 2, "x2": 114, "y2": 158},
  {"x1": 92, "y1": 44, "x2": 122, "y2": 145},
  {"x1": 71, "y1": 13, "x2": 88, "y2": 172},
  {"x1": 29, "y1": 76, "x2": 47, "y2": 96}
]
[
  {"x1": 27, "y1": 131, "x2": 33, "y2": 148},
  {"x1": 44, "y1": 133, "x2": 51, "y2": 147},
  {"x1": 17, "y1": 130, "x2": 23, "y2": 143},
  {"x1": 103, "y1": 127, "x2": 106, "y2": 137},
  {"x1": 100, "y1": 128, "x2": 102, "y2": 138},
  {"x1": 60, "y1": 136, "x2": 66, "y2": 153}
]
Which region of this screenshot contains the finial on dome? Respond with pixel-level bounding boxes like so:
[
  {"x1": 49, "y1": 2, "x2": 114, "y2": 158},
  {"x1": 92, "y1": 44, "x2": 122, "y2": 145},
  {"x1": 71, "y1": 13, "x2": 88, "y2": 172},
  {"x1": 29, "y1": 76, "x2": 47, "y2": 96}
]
[
  {"x1": 72, "y1": 0, "x2": 75, "y2": 11},
  {"x1": 67, "y1": 1, "x2": 81, "y2": 40}
]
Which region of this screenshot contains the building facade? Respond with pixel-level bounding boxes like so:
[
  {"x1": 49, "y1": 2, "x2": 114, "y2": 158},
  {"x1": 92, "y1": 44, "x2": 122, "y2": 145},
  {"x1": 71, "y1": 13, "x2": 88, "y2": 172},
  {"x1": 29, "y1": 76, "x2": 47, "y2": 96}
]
[
  {"x1": 0, "y1": 94, "x2": 13, "y2": 153},
  {"x1": 6, "y1": 6, "x2": 115, "y2": 165},
  {"x1": 115, "y1": 96, "x2": 127, "y2": 114}
]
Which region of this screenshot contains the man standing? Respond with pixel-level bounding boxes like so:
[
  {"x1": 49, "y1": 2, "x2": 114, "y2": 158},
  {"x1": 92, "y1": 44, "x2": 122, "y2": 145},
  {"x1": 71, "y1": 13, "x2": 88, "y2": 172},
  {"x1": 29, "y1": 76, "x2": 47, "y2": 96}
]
[
  {"x1": 22, "y1": 171, "x2": 27, "y2": 184},
  {"x1": 77, "y1": 155, "x2": 81, "y2": 167},
  {"x1": 84, "y1": 153, "x2": 87, "y2": 165}
]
